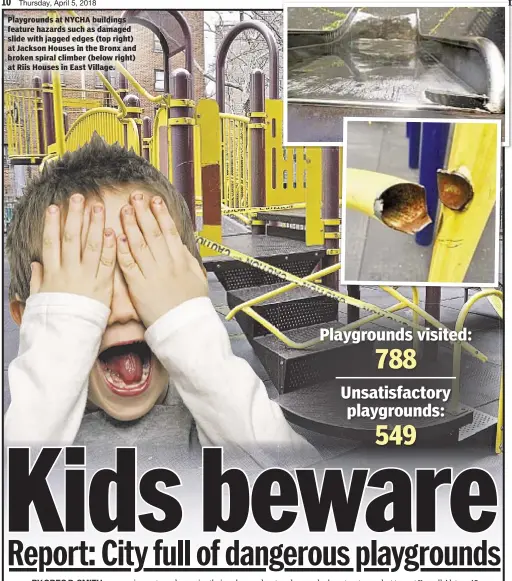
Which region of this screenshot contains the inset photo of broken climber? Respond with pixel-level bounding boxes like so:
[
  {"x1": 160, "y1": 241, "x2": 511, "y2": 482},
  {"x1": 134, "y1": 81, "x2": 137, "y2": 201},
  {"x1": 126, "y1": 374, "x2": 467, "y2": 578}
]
[{"x1": 342, "y1": 119, "x2": 501, "y2": 286}]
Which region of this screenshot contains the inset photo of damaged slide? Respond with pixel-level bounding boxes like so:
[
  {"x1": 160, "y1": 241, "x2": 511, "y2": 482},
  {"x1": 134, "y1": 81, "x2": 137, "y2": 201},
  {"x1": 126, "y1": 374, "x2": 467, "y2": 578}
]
[
  {"x1": 341, "y1": 119, "x2": 501, "y2": 285},
  {"x1": 285, "y1": 6, "x2": 506, "y2": 144}
]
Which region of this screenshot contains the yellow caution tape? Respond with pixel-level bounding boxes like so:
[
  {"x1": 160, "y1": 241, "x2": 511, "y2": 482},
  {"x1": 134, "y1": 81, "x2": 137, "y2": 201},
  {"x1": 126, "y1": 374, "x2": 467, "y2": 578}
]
[
  {"x1": 196, "y1": 235, "x2": 485, "y2": 361},
  {"x1": 221, "y1": 203, "x2": 305, "y2": 215}
]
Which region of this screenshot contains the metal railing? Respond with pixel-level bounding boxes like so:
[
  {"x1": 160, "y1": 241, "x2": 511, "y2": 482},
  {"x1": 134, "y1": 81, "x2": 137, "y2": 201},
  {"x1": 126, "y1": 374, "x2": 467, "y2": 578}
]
[
  {"x1": 63, "y1": 72, "x2": 141, "y2": 155},
  {"x1": 450, "y1": 289, "x2": 503, "y2": 454},
  {"x1": 5, "y1": 89, "x2": 44, "y2": 161},
  {"x1": 62, "y1": 87, "x2": 112, "y2": 112},
  {"x1": 220, "y1": 113, "x2": 250, "y2": 209},
  {"x1": 200, "y1": 233, "x2": 502, "y2": 452},
  {"x1": 65, "y1": 108, "x2": 126, "y2": 151}
]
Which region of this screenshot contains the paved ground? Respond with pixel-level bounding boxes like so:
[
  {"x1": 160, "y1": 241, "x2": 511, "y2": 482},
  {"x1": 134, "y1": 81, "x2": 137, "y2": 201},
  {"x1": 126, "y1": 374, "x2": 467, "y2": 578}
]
[{"x1": 344, "y1": 121, "x2": 499, "y2": 283}]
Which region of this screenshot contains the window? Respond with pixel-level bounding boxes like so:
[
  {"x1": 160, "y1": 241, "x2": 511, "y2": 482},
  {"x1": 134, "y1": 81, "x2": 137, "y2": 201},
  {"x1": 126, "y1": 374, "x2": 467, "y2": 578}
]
[
  {"x1": 154, "y1": 34, "x2": 163, "y2": 52},
  {"x1": 154, "y1": 70, "x2": 165, "y2": 92},
  {"x1": 96, "y1": 71, "x2": 117, "y2": 89},
  {"x1": 4, "y1": 144, "x2": 9, "y2": 168}
]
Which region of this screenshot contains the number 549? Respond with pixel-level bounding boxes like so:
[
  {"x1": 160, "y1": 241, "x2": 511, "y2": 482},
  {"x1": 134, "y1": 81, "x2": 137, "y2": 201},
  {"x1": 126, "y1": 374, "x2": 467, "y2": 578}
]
[{"x1": 376, "y1": 425, "x2": 416, "y2": 445}]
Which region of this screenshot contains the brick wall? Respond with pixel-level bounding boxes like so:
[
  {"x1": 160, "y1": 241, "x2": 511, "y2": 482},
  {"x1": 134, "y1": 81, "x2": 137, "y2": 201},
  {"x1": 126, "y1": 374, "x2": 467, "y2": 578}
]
[
  {"x1": 122, "y1": 11, "x2": 205, "y2": 117},
  {"x1": 3, "y1": 10, "x2": 206, "y2": 202}
]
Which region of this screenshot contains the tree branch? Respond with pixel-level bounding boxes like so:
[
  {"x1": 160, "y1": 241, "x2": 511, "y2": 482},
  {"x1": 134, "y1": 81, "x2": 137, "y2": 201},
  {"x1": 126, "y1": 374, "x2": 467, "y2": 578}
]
[{"x1": 194, "y1": 59, "x2": 243, "y2": 92}]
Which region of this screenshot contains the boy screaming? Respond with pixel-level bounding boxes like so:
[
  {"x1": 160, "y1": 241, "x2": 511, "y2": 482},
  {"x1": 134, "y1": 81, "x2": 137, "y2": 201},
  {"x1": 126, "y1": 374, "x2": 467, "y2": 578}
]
[{"x1": 5, "y1": 136, "x2": 319, "y2": 468}]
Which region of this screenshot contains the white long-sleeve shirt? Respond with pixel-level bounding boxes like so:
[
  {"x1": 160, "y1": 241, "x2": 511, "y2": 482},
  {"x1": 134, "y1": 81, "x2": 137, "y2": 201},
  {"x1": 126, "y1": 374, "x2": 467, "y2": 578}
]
[{"x1": 5, "y1": 293, "x2": 320, "y2": 468}]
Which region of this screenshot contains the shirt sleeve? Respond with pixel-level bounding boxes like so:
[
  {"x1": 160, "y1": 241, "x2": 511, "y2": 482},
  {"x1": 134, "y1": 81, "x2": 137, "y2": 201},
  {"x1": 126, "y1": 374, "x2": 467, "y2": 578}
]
[
  {"x1": 145, "y1": 297, "x2": 321, "y2": 468},
  {"x1": 5, "y1": 293, "x2": 110, "y2": 446}
]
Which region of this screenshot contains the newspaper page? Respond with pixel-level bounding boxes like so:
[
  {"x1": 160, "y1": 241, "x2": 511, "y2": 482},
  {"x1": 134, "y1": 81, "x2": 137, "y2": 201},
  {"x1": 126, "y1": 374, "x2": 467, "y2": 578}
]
[{"x1": 1, "y1": 2, "x2": 508, "y2": 581}]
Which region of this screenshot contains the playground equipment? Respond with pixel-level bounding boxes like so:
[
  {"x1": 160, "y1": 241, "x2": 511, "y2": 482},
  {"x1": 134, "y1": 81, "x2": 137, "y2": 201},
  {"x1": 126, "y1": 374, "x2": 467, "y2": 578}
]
[
  {"x1": 345, "y1": 120, "x2": 500, "y2": 283},
  {"x1": 287, "y1": 7, "x2": 505, "y2": 142},
  {"x1": 429, "y1": 122, "x2": 500, "y2": 282},
  {"x1": 4, "y1": 10, "x2": 502, "y2": 450},
  {"x1": 344, "y1": 169, "x2": 431, "y2": 235}
]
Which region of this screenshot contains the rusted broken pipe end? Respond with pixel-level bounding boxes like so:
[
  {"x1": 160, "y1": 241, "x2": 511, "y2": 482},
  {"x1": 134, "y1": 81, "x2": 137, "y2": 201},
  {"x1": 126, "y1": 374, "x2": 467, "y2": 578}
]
[
  {"x1": 375, "y1": 183, "x2": 432, "y2": 235},
  {"x1": 437, "y1": 168, "x2": 474, "y2": 211}
]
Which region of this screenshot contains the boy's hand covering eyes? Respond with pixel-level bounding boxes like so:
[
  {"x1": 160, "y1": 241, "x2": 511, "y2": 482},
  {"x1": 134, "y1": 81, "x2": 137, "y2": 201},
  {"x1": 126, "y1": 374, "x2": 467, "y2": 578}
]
[
  {"x1": 117, "y1": 193, "x2": 208, "y2": 328},
  {"x1": 30, "y1": 194, "x2": 116, "y2": 308}
]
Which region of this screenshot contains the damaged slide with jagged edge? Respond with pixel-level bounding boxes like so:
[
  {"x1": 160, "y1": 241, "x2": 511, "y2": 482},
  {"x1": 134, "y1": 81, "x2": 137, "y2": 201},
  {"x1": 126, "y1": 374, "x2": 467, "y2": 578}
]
[{"x1": 286, "y1": 6, "x2": 506, "y2": 143}]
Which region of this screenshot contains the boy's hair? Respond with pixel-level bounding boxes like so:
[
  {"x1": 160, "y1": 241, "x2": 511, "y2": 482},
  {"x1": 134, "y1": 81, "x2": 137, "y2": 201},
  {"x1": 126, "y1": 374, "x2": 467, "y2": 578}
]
[{"x1": 6, "y1": 134, "x2": 201, "y2": 302}]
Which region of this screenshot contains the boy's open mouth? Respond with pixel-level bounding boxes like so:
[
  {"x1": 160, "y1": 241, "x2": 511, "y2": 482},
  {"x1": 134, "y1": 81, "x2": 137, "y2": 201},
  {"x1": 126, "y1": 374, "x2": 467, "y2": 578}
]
[{"x1": 98, "y1": 341, "x2": 153, "y2": 396}]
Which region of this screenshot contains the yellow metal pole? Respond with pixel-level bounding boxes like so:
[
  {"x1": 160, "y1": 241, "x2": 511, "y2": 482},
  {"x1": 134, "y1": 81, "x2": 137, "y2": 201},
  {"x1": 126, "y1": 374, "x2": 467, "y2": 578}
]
[
  {"x1": 411, "y1": 287, "x2": 420, "y2": 353},
  {"x1": 5, "y1": 93, "x2": 13, "y2": 157},
  {"x1": 95, "y1": 72, "x2": 127, "y2": 117},
  {"x1": 151, "y1": 107, "x2": 168, "y2": 174},
  {"x1": 227, "y1": 263, "x2": 341, "y2": 320},
  {"x1": 115, "y1": 62, "x2": 165, "y2": 104},
  {"x1": 241, "y1": 300, "x2": 416, "y2": 351},
  {"x1": 449, "y1": 289, "x2": 502, "y2": 415},
  {"x1": 51, "y1": 70, "x2": 65, "y2": 155},
  {"x1": 198, "y1": 236, "x2": 486, "y2": 362},
  {"x1": 487, "y1": 294, "x2": 503, "y2": 318},
  {"x1": 496, "y1": 374, "x2": 503, "y2": 454},
  {"x1": 428, "y1": 122, "x2": 499, "y2": 283},
  {"x1": 380, "y1": 286, "x2": 486, "y2": 362},
  {"x1": 305, "y1": 147, "x2": 324, "y2": 246},
  {"x1": 345, "y1": 168, "x2": 431, "y2": 235},
  {"x1": 243, "y1": 307, "x2": 322, "y2": 349}
]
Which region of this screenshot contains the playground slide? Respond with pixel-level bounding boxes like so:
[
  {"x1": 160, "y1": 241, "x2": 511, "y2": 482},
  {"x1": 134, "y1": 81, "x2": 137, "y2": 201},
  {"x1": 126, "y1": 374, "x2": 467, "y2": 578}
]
[{"x1": 287, "y1": 8, "x2": 505, "y2": 142}]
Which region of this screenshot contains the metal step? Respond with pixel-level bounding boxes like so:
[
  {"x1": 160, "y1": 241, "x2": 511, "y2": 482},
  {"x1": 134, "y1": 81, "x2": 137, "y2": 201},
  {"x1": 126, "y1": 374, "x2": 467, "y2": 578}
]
[
  {"x1": 9, "y1": 158, "x2": 45, "y2": 166},
  {"x1": 458, "y1": 407, "x2": 498, "y2": 448},
  {"x1": 227, "y1": 285, "x2": 338, "y2": 338},
  {"x1": 251, "y1": 321, "x2": 375, "y2": 393},
  {"x1": 276, "y1": 380, "x2": 475, "y2": 442},
  {"x1": 266, "y1": 225, "x2": 306, "y2": 241},
  {"x1": 203, "y1": 234, "x2": 324, "y2": 290},
  {"x1": 255, "y1": 208, "x2": 306, "y2": 225}
]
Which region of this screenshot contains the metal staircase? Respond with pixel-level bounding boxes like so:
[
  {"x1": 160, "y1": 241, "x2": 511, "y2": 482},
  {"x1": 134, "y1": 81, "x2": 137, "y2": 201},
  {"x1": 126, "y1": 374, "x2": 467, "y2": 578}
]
[{"x1": 204, "y1": 224, "x2": 498, "y2": 445}]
